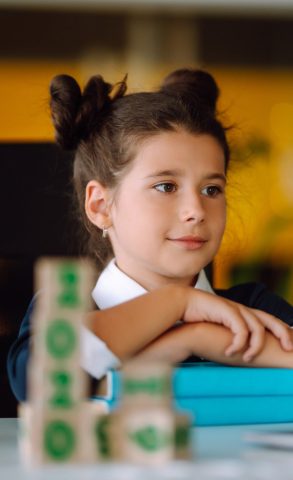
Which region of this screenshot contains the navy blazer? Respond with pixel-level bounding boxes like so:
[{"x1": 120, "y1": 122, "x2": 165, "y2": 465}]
[{"x1": 7, "y1": 283, "x2": 293, "y2": 402}]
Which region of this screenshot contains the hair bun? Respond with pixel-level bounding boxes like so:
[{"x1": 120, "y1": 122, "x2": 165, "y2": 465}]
[
  {"x1": 50, "y1": 74, "x2": 118, "y2": 150},
  {"x1": 78, "y1": 75, "x2": 112, "y2": 134},
  {"x1": 160, "y1": 68, "x2": 219, "y2": 115},
  {"x1": 50, "y1": 74, "x2": 82, "y2": 150}
]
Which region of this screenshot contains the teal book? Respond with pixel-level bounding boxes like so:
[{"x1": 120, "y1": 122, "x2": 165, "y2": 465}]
[{"x1": 92, "y1": 363, "x2": 293, "y2": 426}]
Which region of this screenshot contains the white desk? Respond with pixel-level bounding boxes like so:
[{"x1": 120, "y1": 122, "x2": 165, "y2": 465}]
[{"x1": 1, "y1": 418, "x2": 293, "y2": 479}]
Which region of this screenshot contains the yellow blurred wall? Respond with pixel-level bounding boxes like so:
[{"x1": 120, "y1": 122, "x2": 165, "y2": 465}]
[
  {"x1": 211, "y1": 68, "x2": 293, "y2": 295},
  {"x1": 0, "y1": 61, "x2": 82, "y2": 141},
  {"x1": 3, "y1": 64, "x2": 293, "y2": 141}
]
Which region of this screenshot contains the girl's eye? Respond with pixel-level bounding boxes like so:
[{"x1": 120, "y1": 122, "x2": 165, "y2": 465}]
[
  {"x1": 202, "y1": 185, "x2": 223, "y2": 197},
  {"x1": 153, "y1": 182, "x2": 177, "y2": 193}
]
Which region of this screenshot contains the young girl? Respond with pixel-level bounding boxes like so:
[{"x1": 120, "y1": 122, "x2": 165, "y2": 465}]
[{"x1": 8, "y1": 68, "x2": 293, "y2": 402}]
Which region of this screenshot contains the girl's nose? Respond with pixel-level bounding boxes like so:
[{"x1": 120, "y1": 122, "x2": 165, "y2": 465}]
[{"x1": 180, "y1": 192, "x2": 205, "y2": 224}]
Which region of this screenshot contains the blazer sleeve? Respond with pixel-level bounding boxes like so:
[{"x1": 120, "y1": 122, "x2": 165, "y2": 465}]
[
  {"x1": 216, "y1": 282, "x2": 293, "y2": 327},
  {"x1": 6, "y1": 296, "x2": 36, "y2": 402}
]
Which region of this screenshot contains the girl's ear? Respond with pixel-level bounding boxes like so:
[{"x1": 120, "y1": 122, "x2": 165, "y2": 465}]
[{"x1": 85, "y1": 180, "x2": 112, "y2": 229}]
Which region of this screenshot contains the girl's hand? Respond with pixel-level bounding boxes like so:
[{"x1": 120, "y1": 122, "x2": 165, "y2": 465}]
[{"x1": 182, "y1": 288, "x2": 293, "y2": 362}]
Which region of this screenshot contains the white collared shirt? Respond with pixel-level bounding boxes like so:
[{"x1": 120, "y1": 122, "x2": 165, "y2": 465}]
[{"x1": 81, "y1": 258, "x2": 215, "y2": 379}]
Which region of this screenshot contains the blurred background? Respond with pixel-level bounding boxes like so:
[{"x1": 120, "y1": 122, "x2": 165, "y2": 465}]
[{"x1": 1, "y1": 0, "x2": 293, "y2": 415}]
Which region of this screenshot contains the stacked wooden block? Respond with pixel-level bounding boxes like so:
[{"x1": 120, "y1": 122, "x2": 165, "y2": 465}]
[
  {"x1": 94, "y1": 361, "x2": 192, "y2": 464},
  {"x1": 19, "y1": 258, "x2": 96, "y2": 465},
  {"x1": 19, "y1": 257, "x2": 192, "y2": 466}
]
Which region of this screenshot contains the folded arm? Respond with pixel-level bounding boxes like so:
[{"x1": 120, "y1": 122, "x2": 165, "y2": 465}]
[
  {"x1": 86, "y1": 283, "x2": 293, "y2": 366},
  {"x1": 136, "y1": 321, "x2": 293, "y2": 368}
]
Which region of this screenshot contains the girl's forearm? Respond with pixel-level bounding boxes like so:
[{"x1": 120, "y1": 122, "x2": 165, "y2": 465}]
[
  {"x1": 84, "y1": 284, "x2": 187, "y2": 359},
  {"x1": 137, "y1": 322, "x2": 293, "y2": 369},
  {"x1": 191, "y1": 322, "x2": 293, "y2": 368}
]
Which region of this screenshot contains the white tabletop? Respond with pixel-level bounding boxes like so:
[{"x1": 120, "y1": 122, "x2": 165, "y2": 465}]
[{"x1": 1, "y1": 418, "x2": 293, "y2": 479}]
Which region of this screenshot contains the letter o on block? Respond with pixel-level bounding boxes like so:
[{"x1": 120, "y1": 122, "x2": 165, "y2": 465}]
[
  {"x1": 44, "y1": 420, "x2": 76, "y2": 460},
  {"x1": 46, "y1": 319, "x2": 76, "y2": 359}
]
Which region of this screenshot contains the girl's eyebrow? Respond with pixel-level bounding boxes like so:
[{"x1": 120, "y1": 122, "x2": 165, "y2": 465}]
[
  {"x1": 145, "y1": 170, "x2": 226, "y2": 183},
  {"x1": 203, "y1": 173, "x2": 227, "y2": 184},
  {"x1": 145, "y1": 169, "x2": 181, "y2": 179}
]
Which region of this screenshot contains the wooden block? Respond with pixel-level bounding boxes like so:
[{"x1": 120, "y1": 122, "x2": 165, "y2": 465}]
[
  {"x1": 80, "y1": 401, "x2": 110, "y2": 462},
  {"x1": 21, "y1": 257, "x2": 96, "y2": 466},
  {"x1": 28, "y1": 258, "x2": 94, "y2": 408},
  {"x1": 18, "y1": 403, "x2": 33, "y2": 468},
  {"x1": 41, "y1": 409, "x2": 86, "y2": 464},
  {"x1": 18, "y1": 404, "x2": 86, "y2": 466},
  {"x1": 121, "y1": 360, "x2": 172, "y2": 408},
  {"x1": 28, "y1": 361, "x2": 87, "y2": 410},
  {"x1": 121, "y1": 406, "x2": 175, "y2": 465},
  {"x1": 34, "y1": 257, "x2": 95, "y2": 313},
  {"x1": 174, "y1": 412, "x2": 193, "y2": 460},
  {"x1": 31, "y1": 312, "x2": 83, "y2": 364},
  {"x1": 92, "y1": 412, "x2": 123, "y2": 462},
  {"x1": 92, "y1": 407, "x2": 176, "y2": 465}
]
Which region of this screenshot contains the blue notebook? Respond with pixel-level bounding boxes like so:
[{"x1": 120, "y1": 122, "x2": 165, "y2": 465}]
[{"x1": 92, "y1": 363, "x2": 293, "y2": 426}]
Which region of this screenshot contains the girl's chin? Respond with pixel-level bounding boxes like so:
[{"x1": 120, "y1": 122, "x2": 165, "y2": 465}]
[
  {"x1": 168, "y1": 264, "x2": 204, "y2": 277},
  {"x1": 161, "y1": 270, "x2": 201, "y2": 286}
]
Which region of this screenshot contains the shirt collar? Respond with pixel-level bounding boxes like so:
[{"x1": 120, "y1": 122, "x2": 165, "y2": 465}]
[{"x1": 92, "y1": 258, "x2": 215, "y2": 309}]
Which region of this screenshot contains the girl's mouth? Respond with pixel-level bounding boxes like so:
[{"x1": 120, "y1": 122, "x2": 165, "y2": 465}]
[{"x1": 168, "y1": 236, "x2": 207, "y2": 250}]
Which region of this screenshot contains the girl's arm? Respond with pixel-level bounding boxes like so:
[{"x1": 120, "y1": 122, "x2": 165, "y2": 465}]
[
  {"x1": 85, "y1": 284, "x2": 292, "y2": 362},
  {"x1": 136, "y1": 322, "x2": 293, "y2": 368},
  {"x1": 85, "y1": 284, "x2": 186, "y2": 359},
  {"x1": 193, "y1": 322, "x2": 293, "y2": 368}
]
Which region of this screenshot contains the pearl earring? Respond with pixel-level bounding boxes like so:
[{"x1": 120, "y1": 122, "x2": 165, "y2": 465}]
[{"x1": 102, "y1": 227, "x2": 108, "y2": 238}]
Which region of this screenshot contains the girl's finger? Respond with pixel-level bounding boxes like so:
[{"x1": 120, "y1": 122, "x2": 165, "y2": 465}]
[
  {"x1": 250, "y1": 308, "x2": 293, "y2": 351},
  {"x1": 225, "y1": 332, "x2": 247, "y2": 356},
  {"x1": 221, "y1": 308, "x2": 250, "y2": 356},
  {"x1": 238, "y1": 309, "x2": 266, "y2": 361}
]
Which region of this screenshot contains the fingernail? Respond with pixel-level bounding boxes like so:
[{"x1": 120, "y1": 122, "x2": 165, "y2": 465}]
[
  {"x1": 243, "y1": 355, "x2": 252, "y2": 362},
  {"x1": 284, "y1": 340, "x2": 293, "y2": 350}
]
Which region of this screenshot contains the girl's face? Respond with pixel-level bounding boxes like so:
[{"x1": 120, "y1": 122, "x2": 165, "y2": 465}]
[{"x1": 109, "y1": 130, "x2": 227, "y2": 290}]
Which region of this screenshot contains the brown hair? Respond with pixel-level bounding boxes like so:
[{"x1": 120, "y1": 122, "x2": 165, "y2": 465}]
[{"x1": 49, "y1": 68, "x2": 230, "y2": 270}]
